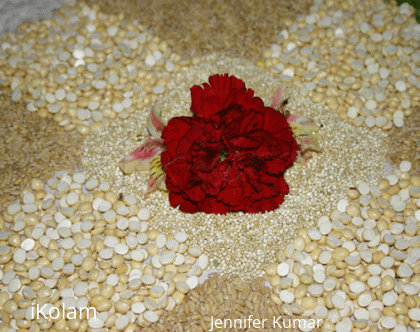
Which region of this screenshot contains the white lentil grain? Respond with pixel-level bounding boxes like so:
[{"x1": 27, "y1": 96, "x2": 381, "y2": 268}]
[
  {"x1": 380, "y1": 316, "x2": 397, "y2": 329},
  {"x1": 138, "y1": 207, "x2": 150, "y2": 220}
]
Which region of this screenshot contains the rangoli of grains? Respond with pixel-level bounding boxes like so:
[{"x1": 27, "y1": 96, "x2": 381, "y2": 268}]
[
  {"x1": 83, "y1": 54, "x2": 388, "y2": 279},
  {"x1": 0, "y1": 0, "x2": 420, "y2": 330}
]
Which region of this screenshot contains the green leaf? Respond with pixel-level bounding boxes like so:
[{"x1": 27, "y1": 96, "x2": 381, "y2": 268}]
[{"x1": 212, "y1": 259, "x2": 219, "y2": 268}]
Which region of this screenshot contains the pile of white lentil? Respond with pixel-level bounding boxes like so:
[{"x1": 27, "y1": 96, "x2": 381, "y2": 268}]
[
  {"x1": 0, "y1": 1, "x2": 195, "y2": 136},
  {"x1": 0, "y1": 170, "x2": 210, "y2": 331},
  {"x1": 265, "y1": 160, "x2": 420, "y2": 332},
  {"x1": 261, "y1": 0, "x2": 420, "y2": 130},
  {"x1": 82, "y1": 55, "x2": 388, "y2": 279}
]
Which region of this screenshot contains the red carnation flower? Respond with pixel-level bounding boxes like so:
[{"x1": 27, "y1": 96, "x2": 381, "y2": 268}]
[{"x1": 161, "y1": 74, "x2": 298, "y2": 214}]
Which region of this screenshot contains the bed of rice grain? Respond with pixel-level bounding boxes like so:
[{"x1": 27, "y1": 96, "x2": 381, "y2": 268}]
[
  {"x1": 84, "y1": 0, "x2": 313, "y2": 61},
  {"x1": 387, "y1": 108, "x2": 420, "y2": 171},
  {"x1": 0, "y1": 87, "x2": 83, "y2": 213},
  {"x1": 143, "y1": 273, "x2": 317, "y2": 332}
]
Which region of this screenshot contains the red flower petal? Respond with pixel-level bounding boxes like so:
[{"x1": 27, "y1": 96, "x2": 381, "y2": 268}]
[
  {"x1": 190, "y1": 73, "x2": 247, "y2": 119},
  {"x1": 217, "y1": 186, "x2": 243, "y2": 206},
  {"x1": 163, "y1": 74, "x2": 298, "y2": 215},
  {"x1": 169, "y1": 192, "x2": 199, "y2": 213},
  {"x1": 208, "y1": 73, "x2": 246, "y2": 90},
  {"x1": 200, "y1": 197, "x2": 229, "y2": 215}
]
